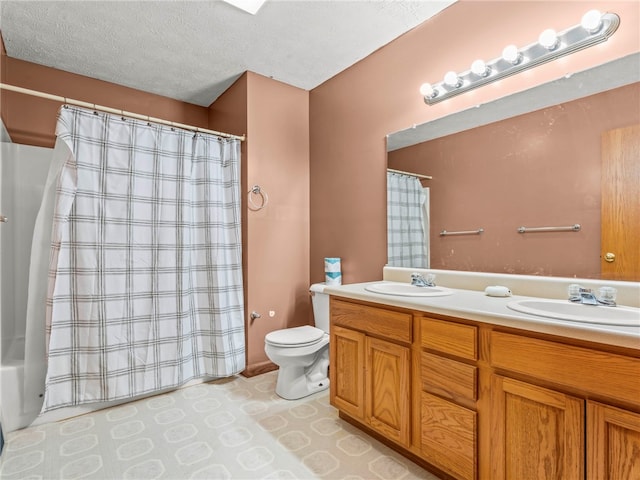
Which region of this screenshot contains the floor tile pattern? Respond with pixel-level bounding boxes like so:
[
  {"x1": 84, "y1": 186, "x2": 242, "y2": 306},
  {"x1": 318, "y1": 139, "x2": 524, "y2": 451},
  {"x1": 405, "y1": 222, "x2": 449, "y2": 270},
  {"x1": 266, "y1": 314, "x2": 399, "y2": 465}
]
[{"x1": 0, "y1": 371, "x2": 441, "y2": 479}]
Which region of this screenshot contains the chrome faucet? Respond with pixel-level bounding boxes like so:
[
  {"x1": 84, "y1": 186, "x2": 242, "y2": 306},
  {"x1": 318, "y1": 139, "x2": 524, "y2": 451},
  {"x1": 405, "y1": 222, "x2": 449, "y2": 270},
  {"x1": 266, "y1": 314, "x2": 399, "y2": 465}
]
[
  {"x1": 411, "y1": 272, "x2": 435, "y2": 287},
  {"x1": 568, "y1": 286, "x2": 616, "y2": 307}
]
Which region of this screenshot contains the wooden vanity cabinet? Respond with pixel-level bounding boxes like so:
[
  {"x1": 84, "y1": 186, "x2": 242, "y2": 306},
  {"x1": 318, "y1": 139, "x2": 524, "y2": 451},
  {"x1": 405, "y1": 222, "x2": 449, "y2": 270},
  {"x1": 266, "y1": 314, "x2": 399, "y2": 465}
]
[
  {"x1": 587, "y1": 401, "x2": 640, "y2": 479},
  {"x1": 329, "y1": 296, "x2": 640, "y2": 480},
  {"x1": 490, "y1": 331, "x2": 640, "y2": 480},
  {"x1": 491, "y1": 377, "x2": 640, "y2": 480},
  {"x1": 330, "y1": 298, "x2": 412, "y2": 447},
  {"x1": 330, "y1": 325, "x2": 365, "y2": 420},
  {"x1": 490, "y1": 375, "x2": 585, "y2": 480},
  {"x1": 420, "y1": 317, "x2": 478, "y2": 480},
  {"x1": 366, "y1": 335, "x2": 411, "y2": 446}
]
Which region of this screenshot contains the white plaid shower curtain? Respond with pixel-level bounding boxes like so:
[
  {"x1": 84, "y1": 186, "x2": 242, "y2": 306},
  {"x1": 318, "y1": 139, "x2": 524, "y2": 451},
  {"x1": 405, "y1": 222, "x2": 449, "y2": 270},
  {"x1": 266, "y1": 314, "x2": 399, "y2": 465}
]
[
  {"x1": 387, "y1": 172, "x2": 428, "y2": 268},
  {"x1": 41, "y1": 106, "x2": 245, "y2": 412}
]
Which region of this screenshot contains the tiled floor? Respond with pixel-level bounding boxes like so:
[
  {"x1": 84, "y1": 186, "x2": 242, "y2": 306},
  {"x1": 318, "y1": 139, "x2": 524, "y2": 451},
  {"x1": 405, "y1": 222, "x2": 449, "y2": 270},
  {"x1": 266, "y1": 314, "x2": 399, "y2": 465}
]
[{"x1": 0, "y1": 371, "x2": 441, "y2": 479}]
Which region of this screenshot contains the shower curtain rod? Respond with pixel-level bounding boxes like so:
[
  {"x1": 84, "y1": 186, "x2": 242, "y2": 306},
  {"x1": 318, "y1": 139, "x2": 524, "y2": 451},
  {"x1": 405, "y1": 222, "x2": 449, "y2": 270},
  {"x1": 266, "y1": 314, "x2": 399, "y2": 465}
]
[
  {"x1": 387, "y1": 168, "x2": 432, "y2": 180},
  {"x1": 0, "y1": 83, "x2": 246, "y2": 141}
]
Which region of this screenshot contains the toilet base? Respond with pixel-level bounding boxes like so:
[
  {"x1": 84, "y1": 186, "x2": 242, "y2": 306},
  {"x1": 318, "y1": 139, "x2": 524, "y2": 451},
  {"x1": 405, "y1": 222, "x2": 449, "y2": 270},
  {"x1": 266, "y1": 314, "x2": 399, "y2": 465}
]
[
  {"x1": 275, "y1": 372, "x2": 329, "y2": 400},
  {"x1": 274, "y1": 347, "x2": 330, "y2": 400}
]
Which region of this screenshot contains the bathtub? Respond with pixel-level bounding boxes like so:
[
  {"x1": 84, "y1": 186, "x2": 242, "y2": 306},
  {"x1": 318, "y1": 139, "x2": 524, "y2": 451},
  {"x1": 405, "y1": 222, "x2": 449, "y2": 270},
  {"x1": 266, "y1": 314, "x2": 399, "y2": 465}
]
[
  {"x1": 1, "y1": 335, "x2": 100, "y2": 432},
  {"x1": 1, "y1": 336, "x2": 35, "y2": 432}
]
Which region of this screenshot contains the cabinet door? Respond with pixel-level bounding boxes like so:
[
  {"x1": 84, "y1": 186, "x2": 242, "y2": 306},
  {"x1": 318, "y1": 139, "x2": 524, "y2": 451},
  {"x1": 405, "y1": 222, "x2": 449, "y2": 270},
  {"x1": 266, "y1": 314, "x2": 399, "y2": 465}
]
[
  {"x1": 330, "y1": 325, "x2": 365, "y2": 420},
  {"x1": 365, "y1": 336, "x2": 411, "y2": 447},
  {"x1": 588, "y1": 401, "x2": 640, "y2": 479},
  {"x1": 491, "y1": 375, "x2": 584, "y2": 480}
]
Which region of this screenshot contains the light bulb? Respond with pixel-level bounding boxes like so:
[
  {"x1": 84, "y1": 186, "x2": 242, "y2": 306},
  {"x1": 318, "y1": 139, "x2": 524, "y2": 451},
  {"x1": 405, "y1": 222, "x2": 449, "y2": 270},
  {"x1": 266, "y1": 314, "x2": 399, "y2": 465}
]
[
  {"x1": 502, "y1": 44, "x2": 522, "y2": 65},
  {"x1": 581, "y1": 9, "x2": 603, "y2": 33},
  {"x1": 471, "y1": 59, "x2": 490, "y2": 77},
  {"x1": 539, "y1": 28, "x2": 559, "y2": 50},
  {"x1": 419, "y1": 82, "x2": 436, "y2": 98},
  {"x1": 444, "y1": 71, "x2": 461, "y2": 88}
]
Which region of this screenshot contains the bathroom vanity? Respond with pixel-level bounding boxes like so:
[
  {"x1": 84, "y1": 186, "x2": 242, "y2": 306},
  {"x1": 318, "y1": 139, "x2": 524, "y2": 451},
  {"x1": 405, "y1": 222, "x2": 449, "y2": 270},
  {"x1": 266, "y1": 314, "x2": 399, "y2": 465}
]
[{"x1": 326, "y1": 269, "x2": 640, "y2": 480}]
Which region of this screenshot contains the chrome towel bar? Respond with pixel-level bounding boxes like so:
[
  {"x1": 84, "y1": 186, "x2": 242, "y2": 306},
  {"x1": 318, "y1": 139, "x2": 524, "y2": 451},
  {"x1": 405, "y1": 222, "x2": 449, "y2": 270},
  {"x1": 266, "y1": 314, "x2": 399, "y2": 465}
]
[
  {"x1": 517, "y1": 224, "x2": 581, "y2": 233},
  {"x1": 440, "y1": 228, "x2": 484, "y2": 236}
]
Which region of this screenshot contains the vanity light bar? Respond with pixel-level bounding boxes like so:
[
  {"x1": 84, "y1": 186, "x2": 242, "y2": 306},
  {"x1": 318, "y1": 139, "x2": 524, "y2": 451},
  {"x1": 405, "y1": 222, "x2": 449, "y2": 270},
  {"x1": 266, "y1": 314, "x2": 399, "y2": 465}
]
[{"x1": 420, "y1": 10, "x2": 620, "y2": 105}]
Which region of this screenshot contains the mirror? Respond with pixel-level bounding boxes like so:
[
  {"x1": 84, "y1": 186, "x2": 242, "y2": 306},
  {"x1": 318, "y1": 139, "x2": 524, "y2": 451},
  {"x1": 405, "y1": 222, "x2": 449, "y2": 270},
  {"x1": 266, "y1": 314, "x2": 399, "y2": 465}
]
[{"x1": 387, "y1": 53, "x2": 640, "y2": 281}]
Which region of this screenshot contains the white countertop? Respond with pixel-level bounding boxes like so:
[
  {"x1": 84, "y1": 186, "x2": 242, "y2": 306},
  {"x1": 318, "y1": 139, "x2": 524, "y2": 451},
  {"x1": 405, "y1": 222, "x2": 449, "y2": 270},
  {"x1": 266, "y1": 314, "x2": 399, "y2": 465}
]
[{"x1": 324, "y1": 281, "x2": 640, "y2": 350}]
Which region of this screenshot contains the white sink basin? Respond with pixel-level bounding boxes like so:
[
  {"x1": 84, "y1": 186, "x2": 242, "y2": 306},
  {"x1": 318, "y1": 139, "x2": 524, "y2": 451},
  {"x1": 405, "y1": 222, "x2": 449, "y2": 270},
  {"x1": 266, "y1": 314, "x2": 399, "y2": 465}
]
[
  {"x1": 364, "y1": 282, "x2": 453, "y2": 297},
  {"x1": 507, "y1": 299, "x2": 640, "y2": 326}
]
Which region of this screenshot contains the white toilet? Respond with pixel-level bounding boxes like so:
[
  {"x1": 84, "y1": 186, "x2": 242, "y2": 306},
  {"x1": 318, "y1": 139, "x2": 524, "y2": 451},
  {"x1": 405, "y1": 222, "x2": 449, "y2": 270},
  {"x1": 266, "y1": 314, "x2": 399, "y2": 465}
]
[{"x1": 264, "y1": 283, "x2": 330, "y2": 400}]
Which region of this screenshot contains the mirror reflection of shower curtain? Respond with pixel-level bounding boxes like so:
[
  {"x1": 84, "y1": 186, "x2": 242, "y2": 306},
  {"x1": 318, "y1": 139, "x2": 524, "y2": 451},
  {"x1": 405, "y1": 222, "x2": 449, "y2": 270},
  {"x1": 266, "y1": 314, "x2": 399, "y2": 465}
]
[
  {"x1": 423, "y1": 187, "x2": 430, "y2": 267},
  {"x1": 387, "y1": 172, "x2": 428, "y2": 268}
]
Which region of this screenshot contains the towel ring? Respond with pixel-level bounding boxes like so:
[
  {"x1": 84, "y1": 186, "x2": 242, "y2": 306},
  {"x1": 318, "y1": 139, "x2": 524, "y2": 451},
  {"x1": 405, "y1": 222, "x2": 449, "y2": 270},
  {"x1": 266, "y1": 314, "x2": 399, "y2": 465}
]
[{"x1": 248, "y1": 185, "x2": 268, "y2": 211}]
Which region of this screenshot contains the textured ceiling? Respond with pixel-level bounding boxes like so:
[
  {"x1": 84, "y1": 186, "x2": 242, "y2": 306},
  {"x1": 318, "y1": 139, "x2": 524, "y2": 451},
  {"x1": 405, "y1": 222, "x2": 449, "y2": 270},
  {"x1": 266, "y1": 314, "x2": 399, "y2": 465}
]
[{"x1": 0, "y1": 0, "x2": 456, "y2": 106}]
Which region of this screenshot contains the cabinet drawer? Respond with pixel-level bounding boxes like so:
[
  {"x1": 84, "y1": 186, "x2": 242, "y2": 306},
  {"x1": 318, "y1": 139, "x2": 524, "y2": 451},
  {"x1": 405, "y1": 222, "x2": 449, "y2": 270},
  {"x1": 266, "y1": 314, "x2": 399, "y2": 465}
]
[
  {"x1": 331, "y1": 298, "x2": 412, "y2": 343},
  {"x1": 422, "y1": 351, "x2": 477, "y2": 403},
  {"x1": 491, "y1": 331, "x2": 640, "y2": 406},
  {"x1": 421, "y1": 392, "x2": 476, "y2": 480},
  {"x1": 421, "y1": 317, "x2": 477, "y2": 360}
]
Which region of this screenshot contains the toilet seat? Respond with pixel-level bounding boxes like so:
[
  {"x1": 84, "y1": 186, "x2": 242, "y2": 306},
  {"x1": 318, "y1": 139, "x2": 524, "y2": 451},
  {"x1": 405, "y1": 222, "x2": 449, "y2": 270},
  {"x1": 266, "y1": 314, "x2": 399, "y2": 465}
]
[{"x1": 265, "y1": 325, "x2": 325, "y2": 348}]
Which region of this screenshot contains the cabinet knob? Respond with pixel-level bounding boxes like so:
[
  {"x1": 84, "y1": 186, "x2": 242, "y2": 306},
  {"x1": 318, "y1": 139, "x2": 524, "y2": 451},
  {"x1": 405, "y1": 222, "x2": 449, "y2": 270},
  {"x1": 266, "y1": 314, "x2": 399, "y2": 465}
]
[{"x1": 604, "y1": 252, "x2": 616, "y2": 263}]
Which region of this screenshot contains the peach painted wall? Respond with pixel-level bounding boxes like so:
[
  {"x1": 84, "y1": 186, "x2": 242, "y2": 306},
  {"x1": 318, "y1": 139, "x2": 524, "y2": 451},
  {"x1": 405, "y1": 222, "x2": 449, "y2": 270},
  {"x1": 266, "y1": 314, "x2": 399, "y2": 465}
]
[
  {"x1": 309, "y1": 0, "x2": 640, "y2": 284},
  {"x1": 210, "y1": 72, "x2": 311, "y2": 373},
  {"x1": 207, "y1": 74, "x2": 252, "y2": 370},
  {"x1": 388, "y1": 83, "x2": 640, "y2": 278},
  {"x1": 1, "y1": 48, "x2": 209, "y2": 147},
  {"x1": 245, "y1": 73, "x2": 310, "y2": 371}
]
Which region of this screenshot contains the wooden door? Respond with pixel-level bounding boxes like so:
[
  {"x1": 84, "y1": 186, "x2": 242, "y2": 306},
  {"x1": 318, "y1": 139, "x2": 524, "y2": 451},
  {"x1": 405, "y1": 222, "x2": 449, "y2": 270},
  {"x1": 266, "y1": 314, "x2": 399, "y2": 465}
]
[
  {"x1": 330, "y1": 325, "x2": 365, "y2": 420},
  {"x1": 587, "y1": 401, "x2": 640, "y2": 479},
  {"x1": 490, "y1": 375, "x2": 584, "y2": 480},
  {"x1": 601, "y1": 124, "x2": 640, "y2": 280},
  {"x1": 365, "y1": 336, "x2": 411, "y2": 447}
]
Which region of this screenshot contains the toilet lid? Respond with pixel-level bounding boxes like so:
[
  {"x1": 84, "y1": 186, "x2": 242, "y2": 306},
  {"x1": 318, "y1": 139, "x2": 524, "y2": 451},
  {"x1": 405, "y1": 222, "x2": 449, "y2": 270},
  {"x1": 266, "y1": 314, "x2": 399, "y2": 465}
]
[{"x1": 265, "y1": 325, "x2": 325, "y2": 347}]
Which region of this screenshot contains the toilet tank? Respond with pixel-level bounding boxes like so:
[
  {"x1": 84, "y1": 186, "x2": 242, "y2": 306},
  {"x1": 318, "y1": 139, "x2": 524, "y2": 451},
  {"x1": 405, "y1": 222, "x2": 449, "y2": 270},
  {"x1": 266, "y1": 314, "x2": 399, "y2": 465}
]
[{"x1": 310, "y1": 283, "x2": 330, "y2": 333}]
